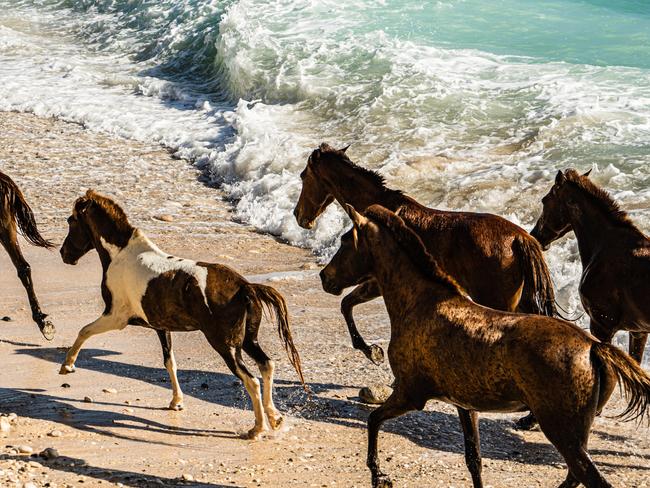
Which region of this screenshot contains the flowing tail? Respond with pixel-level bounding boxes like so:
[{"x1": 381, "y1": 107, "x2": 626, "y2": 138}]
[
  {"x1": 3, "y1": 175, "x2": 54, "y2": 249},
  {"x1": 514, "y1": 234, "x2": 556, "y2": 317},
  {"x1": 592, "y1": 342, "x2": 650, "y2": 422},
  {"x1": 246, "y1": 283, "x2": 307, "y2": 391}
]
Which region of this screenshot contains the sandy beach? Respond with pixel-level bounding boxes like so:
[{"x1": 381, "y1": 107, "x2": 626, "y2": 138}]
[{"x1": 1, "y1": 112, "x2": 649, "y2": 488}]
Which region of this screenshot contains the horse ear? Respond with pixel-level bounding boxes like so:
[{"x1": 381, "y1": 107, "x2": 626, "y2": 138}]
[
  {"x1": 555, "y1": 170, "x2": 566, "y2": 185},
  {"x1": 345, "y1": 204, "x2": 368, "y2": 228},
  {"x1": 340, "y1": 144, "x2": 351, "y2": 153},
  {"x1": 583, "y1": 168, "x2": 592, "y2": 177}
]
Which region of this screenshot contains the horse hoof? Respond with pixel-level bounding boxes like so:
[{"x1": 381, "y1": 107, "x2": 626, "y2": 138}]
[
  {"x1": 367, "y1": 344, "x2": 385, "y2": 365},
  {"x1": 373, "y1": 474, "x2": 393, "y2": 488},
  {"x1": 59, "y1": 364, "x2": 75, "y2": 375},
  {"x1": 514, "y1": 413, "x2": 539, "y2": 431},
  {"x1": 241, "y1": 427, "x2": 264, "y2": 440},
  {"x1": 168, "y1": 401, "x2": 184, "y2": 411},
  {"x1": 268, "y1": 415, "x2": 284, "y2": 430},
  {"x1": 40, "y1": 321, "x2": 56, "y2": 341}
]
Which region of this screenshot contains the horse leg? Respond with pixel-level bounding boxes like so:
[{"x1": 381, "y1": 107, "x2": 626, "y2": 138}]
[
  {"x1": 457, "y1": 408, "x2": 483, "y2": 488},
  {"x1": 341, "y1": 279, "x2": 384, "y2": 364},
  {"x1": 213, "y1": 343, "x2": 267, "y2": 440},
  {"x1": 60, "y1": 314, "x2": 127, "y2": 373},
  {"x1": 242, "y1": 300, "x2": 283, "y2": 429},
  {"x1": 0, "y1": 225, "x2": 55, "y2": 340},
  {"x1": 156, "y1": 330, "x2": 184, "y2": 411},
  {"x1": 535, "y1": 399, "x2": 612, "y2": 488},
  {"x1": 628, "y1": 332, "x2": 648, "y2": 364},
  {"x1": 367, "y1": 390, "x2": 412, "y2": 488}
]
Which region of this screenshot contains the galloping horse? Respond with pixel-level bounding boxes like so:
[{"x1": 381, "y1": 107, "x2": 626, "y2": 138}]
[
  {"x1": 59, "y1": 190, "x2": 306, "y2": 439},
  {"x1": 321, "y1": 204, "x2": 650, "y2": 488},
  {"x1": 294, "y1": 143, "x2": 555, "y2": 365},
  {"x1": 532, "y1": 169, "x2": 650, "y2": 364},
  {"x1": 0, "y1": 171, "x2": 55, "y2": 340}
]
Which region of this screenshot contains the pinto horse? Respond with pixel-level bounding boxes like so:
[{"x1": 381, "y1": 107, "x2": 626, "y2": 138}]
[
  {"x1": 532, "y1": 169, "x2": 650, "y2": 364},
  {"x1": 321, "y1": 204, "x2": 650, "y2": 488},
  {"x1": 294, "y1": 143, "x2": 555, "y2": 365},
  {"x1": 59, "y1": 190, "x2": 305, "y2": 439},
  {"x1": 0, "y1": 171, "x2": 55, "y2": 340}
]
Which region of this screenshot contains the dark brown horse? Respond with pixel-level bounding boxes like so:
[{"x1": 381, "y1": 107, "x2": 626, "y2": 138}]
[
  {"x1": 321, "y1": 204, "x2": 650, "y2": 488},
  {"x1": 0, "y1": 171, "x2": 55, "y2": 340},
  {"x1": 59, "y1": 190, "x2": 305, "y2": 438},
  {"x1": 294, "y1": 143, "x2": 555, "y2": 365},
  {"x1": 532, "y1": 169, "x2": 650, "y2": 364}
]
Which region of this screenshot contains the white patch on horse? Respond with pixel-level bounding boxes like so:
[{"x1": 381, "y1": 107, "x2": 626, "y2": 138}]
[{"x1": 99, "y1": 230, "x2": 210, "y2": 322}]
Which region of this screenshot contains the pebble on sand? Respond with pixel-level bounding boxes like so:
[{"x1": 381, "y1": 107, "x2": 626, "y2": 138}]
[
  {"x1": 17, "y1": 445, "x2": 33, "y2": 454},
  {"x1": 154, "y1": 214, "x2": 174, "y2": 222},
  {"x1": 83, "y1": 396, "x2": 93, "y2": 403},
  {"x1": 358, "y1": 385, "x2": 393, "y2": 404},
  {"x1": 102, "y1": 388, "x2": 118, "y2": 394},
  {"x1": 0, "y1": 417, "x2": 11, "y2": 433},
  {"x1": 1, "y1": 316, "x2": 12, "y2": 321},
  {"x1": 48, "y1": 430, "x2": 63, "y2": 438},
  {"x1": 182, "y1": 474, "x2": 195, "y2": 481},
  {"x1": 40, "y1": 447, "x2": 59, "y2": 460}
]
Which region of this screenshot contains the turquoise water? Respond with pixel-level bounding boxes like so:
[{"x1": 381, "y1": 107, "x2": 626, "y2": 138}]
[{"x1": 1, "y1": 0, "x2": 650, "y2": 350}]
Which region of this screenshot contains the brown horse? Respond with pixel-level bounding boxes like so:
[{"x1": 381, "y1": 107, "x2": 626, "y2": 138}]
[
  {"x1": 294, "y1": 143, "x2": 555, "y2": 365},
  {"x1": 532, "y1": 169, "x2": 650, "y2": 364},
  {"x1": 59, "y1": 190, "x2": 305, "y2": 439},
  {"x1": 321, "y1": 204, "x2": 650, "y2": 488},
  {"x1": 0, "y1": 171, "x2": 55, "y2": 340}
]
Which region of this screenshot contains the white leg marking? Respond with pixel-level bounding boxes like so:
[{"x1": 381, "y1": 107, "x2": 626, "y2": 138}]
[
  {"x1": 261, "y1": 361, "x2": 283, "y2": 429},
  {"x1": 165, "y1": 350, "x2": 184, "y2": 411},
  {"x1": 60, "y1": 314, "x2": 127, "y2": 374},
  {"x1": 241, "y1": 375, "x2": 267, "y2": 439}
]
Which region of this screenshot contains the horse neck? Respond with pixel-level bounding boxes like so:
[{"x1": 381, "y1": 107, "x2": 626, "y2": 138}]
[
  {"x1": 368, "y1": 235, "x2": 456, "y2": 325},
  {"x1": 321, "y1": 163, "x2": 400, "y2": 212},
  {"x1": 565, "y1": 189, "x2": 619, "y2": 262}
]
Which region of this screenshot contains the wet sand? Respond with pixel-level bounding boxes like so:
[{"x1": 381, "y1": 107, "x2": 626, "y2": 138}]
[{"x1": 0, "y1": 112, "x2": 649, "y2": 487}]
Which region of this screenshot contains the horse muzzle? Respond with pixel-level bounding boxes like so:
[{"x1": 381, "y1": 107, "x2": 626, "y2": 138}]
[
  {"x1": 529, "y1": 226, "x2": 550, "y2": 251},
  {"x1": 293, "y1": 206, "x2": 315, "y2": 229},
  {"x1": 60, "y1": 247, "x2": 78, "y2": 265},
  {"x1": 319, "y1": 269, "x2": 342, "y2": 296}
]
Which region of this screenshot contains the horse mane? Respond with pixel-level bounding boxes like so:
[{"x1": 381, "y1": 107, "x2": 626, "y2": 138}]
[
  {"x1": 76, "y1": 190, "x2": 134, "y2": 237},
  {"x1": 564, "y1": 170, "x2": 639, "y2": 230},
  {"x1": 315, "y1": 143, "x2": 402, "y2": 196},
  {"x1": 364, "y1": 205, "x2": 464, "y2": 295}
]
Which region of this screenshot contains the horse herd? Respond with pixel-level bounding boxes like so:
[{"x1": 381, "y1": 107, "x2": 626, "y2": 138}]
[{"x1": 2, "y1": 142, "x2": 650, "y2": 488}]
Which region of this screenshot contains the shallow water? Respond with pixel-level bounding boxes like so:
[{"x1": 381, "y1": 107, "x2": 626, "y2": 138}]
[{"x1": 1, "y1": 1, "x2": 650, "y2": 359}]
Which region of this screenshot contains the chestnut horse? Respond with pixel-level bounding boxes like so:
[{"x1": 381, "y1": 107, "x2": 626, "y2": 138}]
[
  {"x1": 59, "y1": 190, "x2": 305, "y2": 439},
  {"x1": 321, "y1": 204, "x2": 650, "y2": 488},
  {"x1": 294, "y1": 143, "x2": 555, "y2": 365},
  {"x1": 0, "y1": 171, "x2": 55, "y2": 340},
  {"x1": 532, "y1": 169, "x2": 650, "y2": 364}
]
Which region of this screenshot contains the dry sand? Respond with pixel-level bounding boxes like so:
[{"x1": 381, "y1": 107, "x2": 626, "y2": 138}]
[{"x1": 0, "y1": 112, "x2": 648, "y2": 488}]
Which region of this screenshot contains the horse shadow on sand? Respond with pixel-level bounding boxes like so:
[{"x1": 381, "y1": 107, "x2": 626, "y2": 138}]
[
  {"x1": 0, "y1": 450, "x2": 238, "y2": 488},
  {"x1": 13, "y1": 347, "x2": 650, "y2": 472}
]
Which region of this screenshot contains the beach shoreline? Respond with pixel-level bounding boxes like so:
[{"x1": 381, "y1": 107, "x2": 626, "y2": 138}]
[{"x1": 1, "y1": 111, "x2": 648, "y2": 487}]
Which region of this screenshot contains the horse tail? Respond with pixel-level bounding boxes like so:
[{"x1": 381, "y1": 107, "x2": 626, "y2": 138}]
[
  {"x1": 245, "y1": 283, "x2": 307, "y2": 391},
  {"x1": 514, "y1": 234, "x2": 556, "y2": 317},
  {"x1": 2, "y1": 175, "x2": 54, "y2": 249},
  {"x1": 592, "y1": 341, "x2": 650, "y2": 422}
]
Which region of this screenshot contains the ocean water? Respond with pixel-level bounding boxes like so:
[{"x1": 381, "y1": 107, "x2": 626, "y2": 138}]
[{"x1": 1, "y1": 0, "x2": 650, "y2": 357}]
